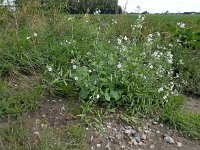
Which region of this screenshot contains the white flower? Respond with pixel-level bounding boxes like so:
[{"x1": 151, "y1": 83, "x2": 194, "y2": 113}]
[
  {"x1": 163, "y1": 95, "x2": 167, "y2": 100},
  {"x1": 124, "y1": 36, "x2": 128, "y2": 41},
  {"x1": 141, "y1": 17, "x2": 145, "y2": 21},
  {"x1": 156, "y1": 32, "x2": 161, "y2": 37},
  {"x1": 89, "y1": 70, "x2": 92, "y2": 73},
  {"x1": 74, "y1": 77, "x2": 78, "y2": 81},
  {"x1": 26, "y1": 36, "x2": 31, "y2": 40},
  {"x1": 46, "y1": 65, "x2": 52, "y2": 72},
  {"x1": 33, "y1": 33, "x2": 37, "y2": 37},
  {"x1": 117, "y1": 62, "x2": 122, "y2": 69},
  {"x1": 71, "y1": 59, "x2": 75, "y2": 64},
  {"x1": 73, "y1": 65, "x2": 77, "y2": 69},
  {"x1": 158, "y1": 87, "x2": 164, "y2": 93},
  {"x1": 177, "y1": 22, "x2": 185, "y2": 28},
  {"x1": 117, "y1": 38, "x2": 122, "y2": 45},
  {"x1": 68, "y1": 17, "x2": 73, "y2": 20},
  {"x1": 96, "y1": 94, "x2": 100, "y2": 99},
  {"x1": 149, "y1": 65, "x2": 153, "y2": 69},
  {"x1": 179, "y1": 59, "x2": 184, "y2": 65},
  {"x1": 167, "y1": 59, "x2": 173, "y2": 64},
  {"x1": 168, "y1": 43, "x2": 173, "y2": 47}
]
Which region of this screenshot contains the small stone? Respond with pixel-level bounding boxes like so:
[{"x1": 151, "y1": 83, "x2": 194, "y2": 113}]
[
  {"x1": 160, "y1": 124, "x2": 164, "y2": 128},
  {"x1": 176, "y1": 141, "x2": 183, "y2": 147},
  {"x1": 97, "y1": 144, "x2": 101, "y2": 147},
  {"x1": 134, "y1": 132, "x2": 141, "y2": 142},
  {"x1": 116, "y1": 133, "x2": 122, "y2": 140},
  {"x1": 138, "y1": 141, "x2": 143, "y2": 146},
  {"x1": 113, "y1": 128, "x2": 117, "y2": 132},
  {"x1": 33, "y1": 131, "x2": 40, "y2": 135},
  {"x1": 91, "y1": 147, "x2": 94, "y2": 150},
  {"x1": 150, "y1": 145, "x2": 155, "y2": 149},
  {"x1": 156, "y1": 130, "x2": 160, "y2": 134},
  {"x1": 90, "y1": 136, "x2": 94, "y2": 141},
  {"x1": 141, "y1": 134, "x2": 147, "y2": 140},
  {"x1": 153, "y1": 121, "x2": 158, "y2": 125},
  {"x1": 105, "y1": 142, "x2": 111, "y2": 150},
  {"x1": 121, "y1": 145, "x2": 125, "y2": 149},
  {"x1": 135, "y1": 136, "x2": 141, "y2": 142},
  {"x1": 125, "y1": 129, "x2": 132, "y2": 135},
  {"x1": 164, "y1": 136, "x2": 175, "y2": 144},
  {"x1": 144, "y1": 130, "x2": 151, "y2": 134},
  {"x1": 130, "y1": 137, "x2": 138, "y2": 145}
]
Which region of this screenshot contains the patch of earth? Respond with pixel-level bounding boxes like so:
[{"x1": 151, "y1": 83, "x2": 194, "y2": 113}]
[
  {"x1": 1, "y1": 96, "x2": 200, "y2": 150},
  {"x1": 185, "y1": 97, "x2": 200, "y2": 114}
]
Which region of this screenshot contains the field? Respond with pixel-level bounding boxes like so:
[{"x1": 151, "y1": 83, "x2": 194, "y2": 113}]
[{"x1": 0, "y1": 6, "x2": 200, "y2": 150}]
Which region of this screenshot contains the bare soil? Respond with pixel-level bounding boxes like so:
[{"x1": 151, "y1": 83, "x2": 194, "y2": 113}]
[{"x1": 18, "y1": 97, "x2": 200, "y2": 150}]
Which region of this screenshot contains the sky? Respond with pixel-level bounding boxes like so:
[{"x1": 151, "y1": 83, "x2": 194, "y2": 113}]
[{"x1": 118, "y1": 0, "x2": 200, "y2": 13}]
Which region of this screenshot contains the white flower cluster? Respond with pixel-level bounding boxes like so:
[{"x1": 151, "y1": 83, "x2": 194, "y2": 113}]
[
  {"x1": 152, "y1": 51, "x2": 163, "y2": 59},
  {"x1": 46, "y1": 65, "x2": 53, "y2": 72},
  {"x1": 147, "y1": 34, "x2": 153, "y2": 44},
  {"x1": 132, "y1": 15, "x2": 145, "y2": 30},
  {"x1": 94, "y1": 9, "x2": 101, "y2": 15},
  {"x1": 26, "y1": 32, "x2": 37, "y2": 40},
  {"x1": 177, "y1": 22, "x2": 185, "y2": 28},
  {"x1": 166, "y1": 51, "x2": 173, "y2": 64}
]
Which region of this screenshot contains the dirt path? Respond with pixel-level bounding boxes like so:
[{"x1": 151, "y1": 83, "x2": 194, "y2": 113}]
[{"x1": 0, "y1": 97, "x2": 200, "y2": 150}]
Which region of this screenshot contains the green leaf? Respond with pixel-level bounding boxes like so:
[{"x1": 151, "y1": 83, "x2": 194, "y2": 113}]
[
  {"x1": 80, "y1": 88, "x2": 89, "y2": 99},
  {"x1": 110, "y1": 90, "x2": 122, "y2": 101},
  {"x1": 105, "y1": 92, "x2": 110, "y2": 101}
]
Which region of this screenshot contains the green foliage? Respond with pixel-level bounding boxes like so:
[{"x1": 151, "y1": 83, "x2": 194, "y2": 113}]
[
  {"x1": 162, "y1": 95, "x2": 200, "y2": 139},
  {"x1": 0, "y1": 83, "x2": 42, "y2": 118},
  {"x1": 170, "y1": 22, "x2": 200, "y2": 95}
]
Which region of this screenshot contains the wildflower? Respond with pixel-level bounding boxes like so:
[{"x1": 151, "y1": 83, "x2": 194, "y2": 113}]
[
  {"x1": 141, "y1": 17, "x2": 145, "y2": 21},
  {"x1": 26, "y1": 36, "x2": 31, "y2": 40},
  {"x1": 71, "y1": 59, "x2": 75, "y2": 64},
  {"x1": 89, "y1": 70, "x2": 92, "y2": 73},
  {"x1": 147, "y1": 34, "x2": 153, "y2": 43},
  {"x1": 97, "y1": 94, "x2": 100, "y2": 99},
  {"x1": 94, "y1": 9, "x2": 101, "y2": 15},
  {"x1": 156, "y1": 32, "x2": 161, "y2": 37},
  {"x1": 117, "y1": 38, "x2": 122, "y2": 45},
  {"x1": 117, "y1": 62, "x2": 122, "y2": 69},
  {"x1": 149, "y1": 65, "x2": 153, "y2": 69},
  {"x1": 33, "y1": 33, "x2": 37, "y2": 37},
  {"x1": 124, "y1": 36, "x2": 128, "y2": 41},
  {"x1": 177, "y1": 22, "x2": 185, "y2": 28},
  {"x1": 179, "y1": 59, "x2": 184, "y2": 65},
  {"x1": 74, "y1": 77, "x2": 78, "y2": 81},
  {"x1": 46, "y1": 65, "x2": 52, "y2": 72},
  {"x1": 158, "y1": 87, "x2": 164, "y2": 93},
  {"x1": 73, "y1": 65, "x2": 77, "y2": 69},
  {"x1": 168, "y1": 43, "x2": 173, "y2": 47},
  {"x1": 163, "y1": 95, "x2": 167, "y2": 100},
  {"x1": 167, "y1": 59, "x2": 173, "y2": 64}
]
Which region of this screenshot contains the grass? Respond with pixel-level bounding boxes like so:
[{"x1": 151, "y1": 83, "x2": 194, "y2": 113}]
[
  {"x1": 0, "y1": 121, "x2": 87, "y2": 150},
  {"x1": 162, "y1": 95, "x2": 200, "y2": 139},
  {"x1": 0, "y1": 4, "x2": 200, "y2": 149}
]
